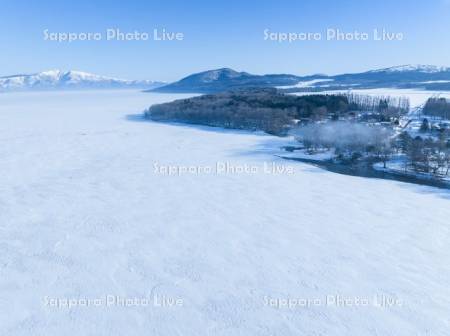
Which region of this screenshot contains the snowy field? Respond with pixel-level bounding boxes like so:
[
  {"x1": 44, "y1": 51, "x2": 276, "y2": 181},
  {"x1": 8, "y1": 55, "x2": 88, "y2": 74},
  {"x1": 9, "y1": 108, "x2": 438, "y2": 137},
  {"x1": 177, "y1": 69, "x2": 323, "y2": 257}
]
[{"x1": 1, "y1": 90, "x2": 450, "y2": 335}]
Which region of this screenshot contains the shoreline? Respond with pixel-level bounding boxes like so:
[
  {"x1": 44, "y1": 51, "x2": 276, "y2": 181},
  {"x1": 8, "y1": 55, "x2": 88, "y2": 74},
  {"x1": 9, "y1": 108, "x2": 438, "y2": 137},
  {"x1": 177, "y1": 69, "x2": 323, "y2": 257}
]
[{"x1": 280, "y1": 155, "x2": 450, "y2": 190}]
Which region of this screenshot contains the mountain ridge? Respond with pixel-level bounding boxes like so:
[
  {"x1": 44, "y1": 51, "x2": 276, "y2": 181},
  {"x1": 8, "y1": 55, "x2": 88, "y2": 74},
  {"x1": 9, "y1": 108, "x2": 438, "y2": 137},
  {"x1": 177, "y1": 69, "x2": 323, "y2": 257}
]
[
  {"x1": 4, "y1": 65, "x2": 450, "y2": 93},
  {"x1": 151, "y1": 68, "x2": 313, "y2": 93},
  {"x1": 367, "y1": 64, "x2": 450, "y2": 73},
  {"x1": 151, "y1": 64, "x2": 450, "y2": 93},
  {"x1": 0, "y1": 70, "x2": 165, "y2": 91}
]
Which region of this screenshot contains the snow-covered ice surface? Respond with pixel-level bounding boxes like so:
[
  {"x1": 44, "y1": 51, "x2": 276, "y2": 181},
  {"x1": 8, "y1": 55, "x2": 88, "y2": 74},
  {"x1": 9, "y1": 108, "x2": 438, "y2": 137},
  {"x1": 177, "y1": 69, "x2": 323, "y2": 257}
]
[{"x1": 1, "y1": 90, "x2": 450, "y2": 335}]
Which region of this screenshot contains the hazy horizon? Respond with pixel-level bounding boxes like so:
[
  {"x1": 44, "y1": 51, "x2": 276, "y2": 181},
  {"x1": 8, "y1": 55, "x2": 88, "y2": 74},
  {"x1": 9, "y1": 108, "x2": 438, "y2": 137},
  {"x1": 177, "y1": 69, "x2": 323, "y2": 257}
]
[{"x1": 5, "y1": 63, "x2": 450, "y2": 83}]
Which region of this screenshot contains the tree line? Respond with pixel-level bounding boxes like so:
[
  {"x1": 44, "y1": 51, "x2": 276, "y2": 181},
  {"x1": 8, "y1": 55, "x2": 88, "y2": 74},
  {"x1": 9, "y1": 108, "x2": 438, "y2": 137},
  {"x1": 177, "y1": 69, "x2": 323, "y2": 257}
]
[
  {"x1": 422, "y1": 97, "x2": 450, "y2": 120},
  {"x1": 344, "y1": 93, "x2": 410, "y2": 120},
  {"x1": 145, "y1": 88, "x2": 409, "y2": 135}
]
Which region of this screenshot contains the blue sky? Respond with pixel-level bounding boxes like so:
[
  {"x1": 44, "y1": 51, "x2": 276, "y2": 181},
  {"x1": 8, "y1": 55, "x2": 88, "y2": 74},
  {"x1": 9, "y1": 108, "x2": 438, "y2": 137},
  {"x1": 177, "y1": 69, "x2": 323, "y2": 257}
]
[{"x1": 1, "y1": 0, "x2": 450, "y2": 81}]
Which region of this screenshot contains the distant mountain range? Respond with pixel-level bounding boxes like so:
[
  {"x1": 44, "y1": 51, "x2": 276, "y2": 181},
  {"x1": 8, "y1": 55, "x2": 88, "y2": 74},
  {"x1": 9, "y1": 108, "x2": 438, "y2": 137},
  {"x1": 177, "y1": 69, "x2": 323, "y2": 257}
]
[
  {"x1": 0, "y1": 70, "x2": 165, "y2": 91},
  {"x1": 152, "y1": 65, "x2": 450, "y2": 93},
  {"x1": 3, "y1": 65, "x2": 450, "y2": 93}
]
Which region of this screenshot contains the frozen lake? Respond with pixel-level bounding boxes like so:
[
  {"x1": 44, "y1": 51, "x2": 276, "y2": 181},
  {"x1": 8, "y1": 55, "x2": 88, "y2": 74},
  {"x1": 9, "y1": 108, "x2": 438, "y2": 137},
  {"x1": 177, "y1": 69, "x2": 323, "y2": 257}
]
[{"x1": 1, "y1": 90, "x2": 449, "y2": 335}]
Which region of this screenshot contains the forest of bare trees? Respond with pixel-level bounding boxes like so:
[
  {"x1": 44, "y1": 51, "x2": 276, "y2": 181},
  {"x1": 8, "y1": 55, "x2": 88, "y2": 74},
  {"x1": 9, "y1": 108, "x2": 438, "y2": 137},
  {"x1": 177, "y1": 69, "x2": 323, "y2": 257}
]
[
  {"x1": 396, "y1": 131, "x2": 450, "y2": 176},
  {"x1": 294, "y1": 122, "x2": 450, "y2": 177},
  {"x1": 422, "y1": 97, "x2": 450, "y2": 119},
  {"x1": 294, "y1": 122, "x2": 394, "y2": 164},
  {"x1": 345, "y1": 93, "x2": 410, "y2": 120}
]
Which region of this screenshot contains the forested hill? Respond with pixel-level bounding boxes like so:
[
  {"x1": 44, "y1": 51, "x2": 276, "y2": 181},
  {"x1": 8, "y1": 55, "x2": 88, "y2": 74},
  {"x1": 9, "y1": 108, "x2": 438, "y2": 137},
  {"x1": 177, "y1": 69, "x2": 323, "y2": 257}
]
[{"x1": 145, "y1": 88, "x2": 349, "y2": 135}]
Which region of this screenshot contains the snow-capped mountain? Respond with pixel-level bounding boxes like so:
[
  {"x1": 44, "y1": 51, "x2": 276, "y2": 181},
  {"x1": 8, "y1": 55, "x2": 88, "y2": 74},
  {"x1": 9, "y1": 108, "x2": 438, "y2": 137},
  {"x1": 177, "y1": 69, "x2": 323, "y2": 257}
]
[
  {"x1": 368, "y1": 64, "x2": 450, "y2": 73},
  {"x1": 326, "y1": 64, "x2": 450, "y2": 91},
  {"x1": 0, "y1": 70, "x2": 165, "y2": 91}
]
